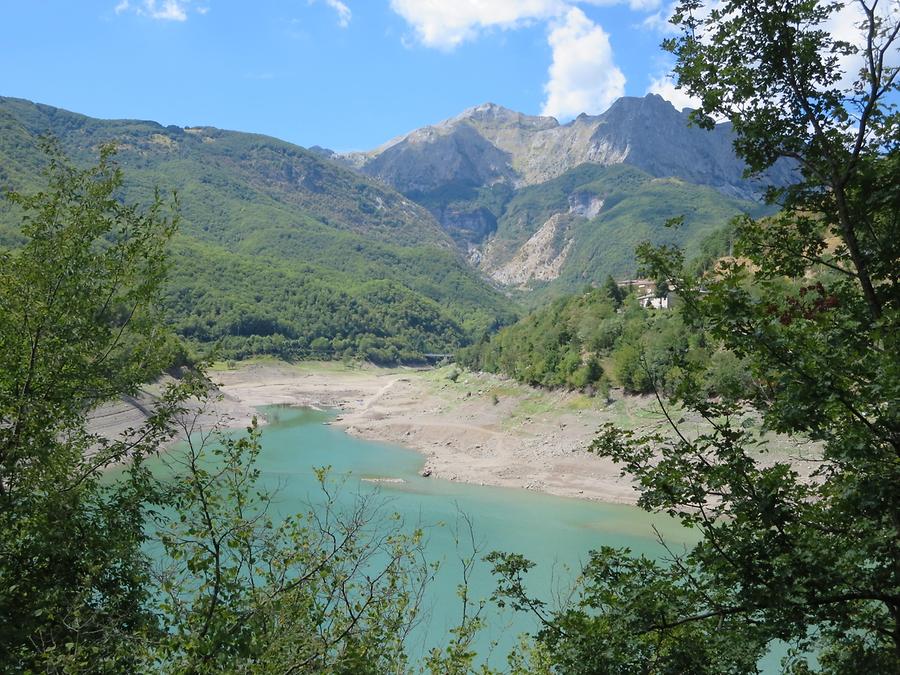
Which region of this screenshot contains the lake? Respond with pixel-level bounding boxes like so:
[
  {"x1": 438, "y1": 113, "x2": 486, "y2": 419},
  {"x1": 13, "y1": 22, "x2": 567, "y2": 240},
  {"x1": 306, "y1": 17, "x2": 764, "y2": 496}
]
[
  {"x1": 224, "y1": 406, "x2": 694, "y2": 665},
  {"x1": 148, "y1": 404, "x2": 785, "y2": 671}
]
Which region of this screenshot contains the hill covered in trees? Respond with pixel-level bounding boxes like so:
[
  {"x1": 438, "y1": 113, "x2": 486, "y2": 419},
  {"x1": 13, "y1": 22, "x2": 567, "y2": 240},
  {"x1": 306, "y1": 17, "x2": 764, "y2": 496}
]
[
  {"x1": 0, "y1": 95, "x2": 783, "y2": 361},
  {"x1": 458, "y1": 280, "x2": 753, "y2": 400},
  {"x1": 476, "y1": 163, "x2": 767, "y2": 301},
  {"x1": 0, "y1": 97, "x2": 516, "y2": 362}
]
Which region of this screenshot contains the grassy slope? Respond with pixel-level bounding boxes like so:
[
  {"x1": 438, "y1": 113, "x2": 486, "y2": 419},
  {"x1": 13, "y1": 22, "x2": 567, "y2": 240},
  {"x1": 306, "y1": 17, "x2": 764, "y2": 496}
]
[{"x1": 0, "y1": 97, "x2": 517, "y2": 360}]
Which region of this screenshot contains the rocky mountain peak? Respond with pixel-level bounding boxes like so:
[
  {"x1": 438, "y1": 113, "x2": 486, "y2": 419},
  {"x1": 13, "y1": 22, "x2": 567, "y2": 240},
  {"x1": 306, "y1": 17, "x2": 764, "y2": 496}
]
[
  {"x1": 346, "y1": 93, "x2": 793, "y2": 254},
  {"x1": 593, "y1": 95, "x2": 689, "y2": 136},
  {"x1": 608, "y1": 93, "x2": 678, "y2": 113},
  {"x1": 351, "y1": 93, "x2": 762, "y2": 198},
  {"x1": 454, "y1": 103, "x2": 559, "y2": 131}
]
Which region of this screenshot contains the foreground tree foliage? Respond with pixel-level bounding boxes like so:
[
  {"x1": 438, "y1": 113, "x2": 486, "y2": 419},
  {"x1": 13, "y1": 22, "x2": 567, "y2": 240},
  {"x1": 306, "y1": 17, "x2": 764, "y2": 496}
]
[
  {"x1": 0, "y1": 144, "x2": 178, "y2": 669},
  {"x1": 490, "y1": 1, "x2": 899, "y2": 672},
  {"x1": 149, "y1": 406, "x2": 435, "y2": 674},
  {"x1": 0, "y1": 146, "x2": 488, "y2": 673}
]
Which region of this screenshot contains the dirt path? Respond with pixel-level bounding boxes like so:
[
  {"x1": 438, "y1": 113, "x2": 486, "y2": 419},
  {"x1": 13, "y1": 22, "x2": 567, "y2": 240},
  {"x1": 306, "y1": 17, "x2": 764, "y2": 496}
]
[{"x1": 360, "y1": 376, "x2": 405, "y2": 411}]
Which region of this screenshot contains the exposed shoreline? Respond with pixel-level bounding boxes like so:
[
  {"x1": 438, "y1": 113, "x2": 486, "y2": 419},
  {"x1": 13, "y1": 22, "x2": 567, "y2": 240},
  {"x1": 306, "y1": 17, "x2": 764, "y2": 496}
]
[
  {"x1": 90, "y1": 361, "x2": 818, "y2": 505},
  {"x1": 211, "y1": 361, "x2": 646, "y2": 505}
]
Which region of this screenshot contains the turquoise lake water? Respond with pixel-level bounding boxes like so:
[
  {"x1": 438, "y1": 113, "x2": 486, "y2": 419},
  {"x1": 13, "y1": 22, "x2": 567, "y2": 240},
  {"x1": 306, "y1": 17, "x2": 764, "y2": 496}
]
[
  {"x1": 215, "y1": 406, "x2": 692, "y2": 665},
  {"x1": 148, "y1": 404, "x2": 784, "y2": 671}
]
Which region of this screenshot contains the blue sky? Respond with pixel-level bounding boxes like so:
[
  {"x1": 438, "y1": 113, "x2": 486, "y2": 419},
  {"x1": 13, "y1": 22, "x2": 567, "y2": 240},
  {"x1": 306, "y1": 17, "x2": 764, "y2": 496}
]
[{"x1": 2, "y1": 1, "x2": 691, "y2": 150}]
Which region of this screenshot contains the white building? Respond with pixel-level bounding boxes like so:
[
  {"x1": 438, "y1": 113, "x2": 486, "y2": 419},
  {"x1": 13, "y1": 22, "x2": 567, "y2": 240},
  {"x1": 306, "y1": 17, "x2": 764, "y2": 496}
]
[{"x1": 637, "y1": 294, "x2": 669, "y2": 310}]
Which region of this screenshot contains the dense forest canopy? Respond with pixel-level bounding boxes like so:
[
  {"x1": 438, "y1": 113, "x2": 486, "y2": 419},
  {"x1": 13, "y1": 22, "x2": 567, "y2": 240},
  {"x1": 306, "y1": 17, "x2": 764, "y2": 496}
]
[{"x1": 458, "y1": 269, "x2": 753, "y2": 400}]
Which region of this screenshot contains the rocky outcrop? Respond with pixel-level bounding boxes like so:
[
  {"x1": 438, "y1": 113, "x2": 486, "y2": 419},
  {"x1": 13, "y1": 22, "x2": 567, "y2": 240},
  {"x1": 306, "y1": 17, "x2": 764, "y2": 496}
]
[
  {"x1": 350, "y1": 95, "x2": 791, "y2": 201},
  {"x1": 433, "y1": 205, "x2": 498, "y2": 245},
  {"x1": 568, "y1": 192, "x2": 604, "y2": 219},
  {"x1": 586, "y1": 95, "x2": 793, "y2": 201},
  {"x1": 487, "y1": 213, "x2": 574, "y2": 287},
  {"x1": 361, "y1": 123, "x2": 515, "y2": 196}
]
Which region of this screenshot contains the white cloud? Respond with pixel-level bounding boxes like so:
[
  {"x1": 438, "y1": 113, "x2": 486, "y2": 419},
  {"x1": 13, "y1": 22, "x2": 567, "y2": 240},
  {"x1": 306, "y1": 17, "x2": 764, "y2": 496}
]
[
  {"x1": 389, "y1": 0, "x2": 565, "y2": 50},
  {"x1": 582, "y1": 0, "x2": 660, "y2": 9},
  {"x1": 542, "y1": 7, "x2": 625, "y2": 118},
  {"x1": 389, "y1": 1, "x2": 629, "y2": 117},
  {"x1": 645, "y1": 72, "x2": 699, "y2": 110},
  {"x1": 388, "y1": 0, "x2": 661, "y2": 49},
  {"x1": 141, "y1": 0, "x2": 188, "y2": 21},
  {"x1": 827, "y1": 0, "x2": 900, "y2": 87},
  {"x1": 641, "y1": 1, "x2": 898, "y2": 91},
  {"x1": 115, "y1": 0, "x2": 194, "y2": 21},
  {"x1": 642, "y1": 1, "x2": 897, "y2": 118},
  {"x1": 324, "y1": 0, "x2": 352, "y2": 28},
  {"x1": 628, "y1": 0, "x2": 661, "y2": 9},
  {"x1": 310, "y1": 0, "x2": 352, "y2": 28}
]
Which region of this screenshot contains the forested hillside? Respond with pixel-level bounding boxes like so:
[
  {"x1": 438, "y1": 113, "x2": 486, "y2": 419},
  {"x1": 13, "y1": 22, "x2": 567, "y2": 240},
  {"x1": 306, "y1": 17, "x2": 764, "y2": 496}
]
[
  {"x1": 0, "y1": 97, "x2": 516, "y2": 361},
  {"x1": 458, "y1": 280, "x2": 753, "y2": 400}
]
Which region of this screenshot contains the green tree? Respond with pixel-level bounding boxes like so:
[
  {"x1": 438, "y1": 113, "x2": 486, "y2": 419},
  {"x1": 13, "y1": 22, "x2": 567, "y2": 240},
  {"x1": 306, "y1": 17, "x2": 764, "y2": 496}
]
[
  {"x1": 602, "y1": 275, "x2": 624, "y2": 308},
  {"x1": 150, "y1": 415, "x2": 434, "y2": 674},
  {"x1": 0, "y1": 142, "x2": 179, "y2": 671},
  {"x1": 491, "y1": 2, "x2": 899, "y2": 672}
]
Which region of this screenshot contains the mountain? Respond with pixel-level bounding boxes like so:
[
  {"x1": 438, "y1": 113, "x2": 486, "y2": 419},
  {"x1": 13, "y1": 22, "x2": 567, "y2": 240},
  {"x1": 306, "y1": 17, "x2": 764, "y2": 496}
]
[
  {"x1": 0, "y1": 96, "x2": 516, "y2": 362},
  {"x1": 0, "y1": 94, "x2": 785, "y2": 358},
  {"x1": 346, "y1": 95, "x2": 784, "y2": 296},
  {"x1": 351, "y1": 95, "x2": 789, "y2": 201}
]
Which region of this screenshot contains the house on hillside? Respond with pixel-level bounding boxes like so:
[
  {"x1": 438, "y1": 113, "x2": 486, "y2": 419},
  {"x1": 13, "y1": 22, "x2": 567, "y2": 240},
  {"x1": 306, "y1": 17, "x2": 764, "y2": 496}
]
[{"x1": 637, "y1": 294, "x2": 670, "y2": 310}]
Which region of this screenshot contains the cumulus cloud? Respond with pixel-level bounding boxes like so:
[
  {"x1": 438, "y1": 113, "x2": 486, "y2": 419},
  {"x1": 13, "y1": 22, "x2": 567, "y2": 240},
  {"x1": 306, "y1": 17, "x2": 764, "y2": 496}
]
[
  {"x1": 389, "y1": 0, "x2": 565, "y2": 50},
  {"x1": 390, "y1": 1, "x2": 632, "y2": 117},
  {"x1": 542, "y1": 7, "x2": 625, "y2": 118},
  {"x1": 387, "y1": 0, "x2": 662, "y2": 50}
]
